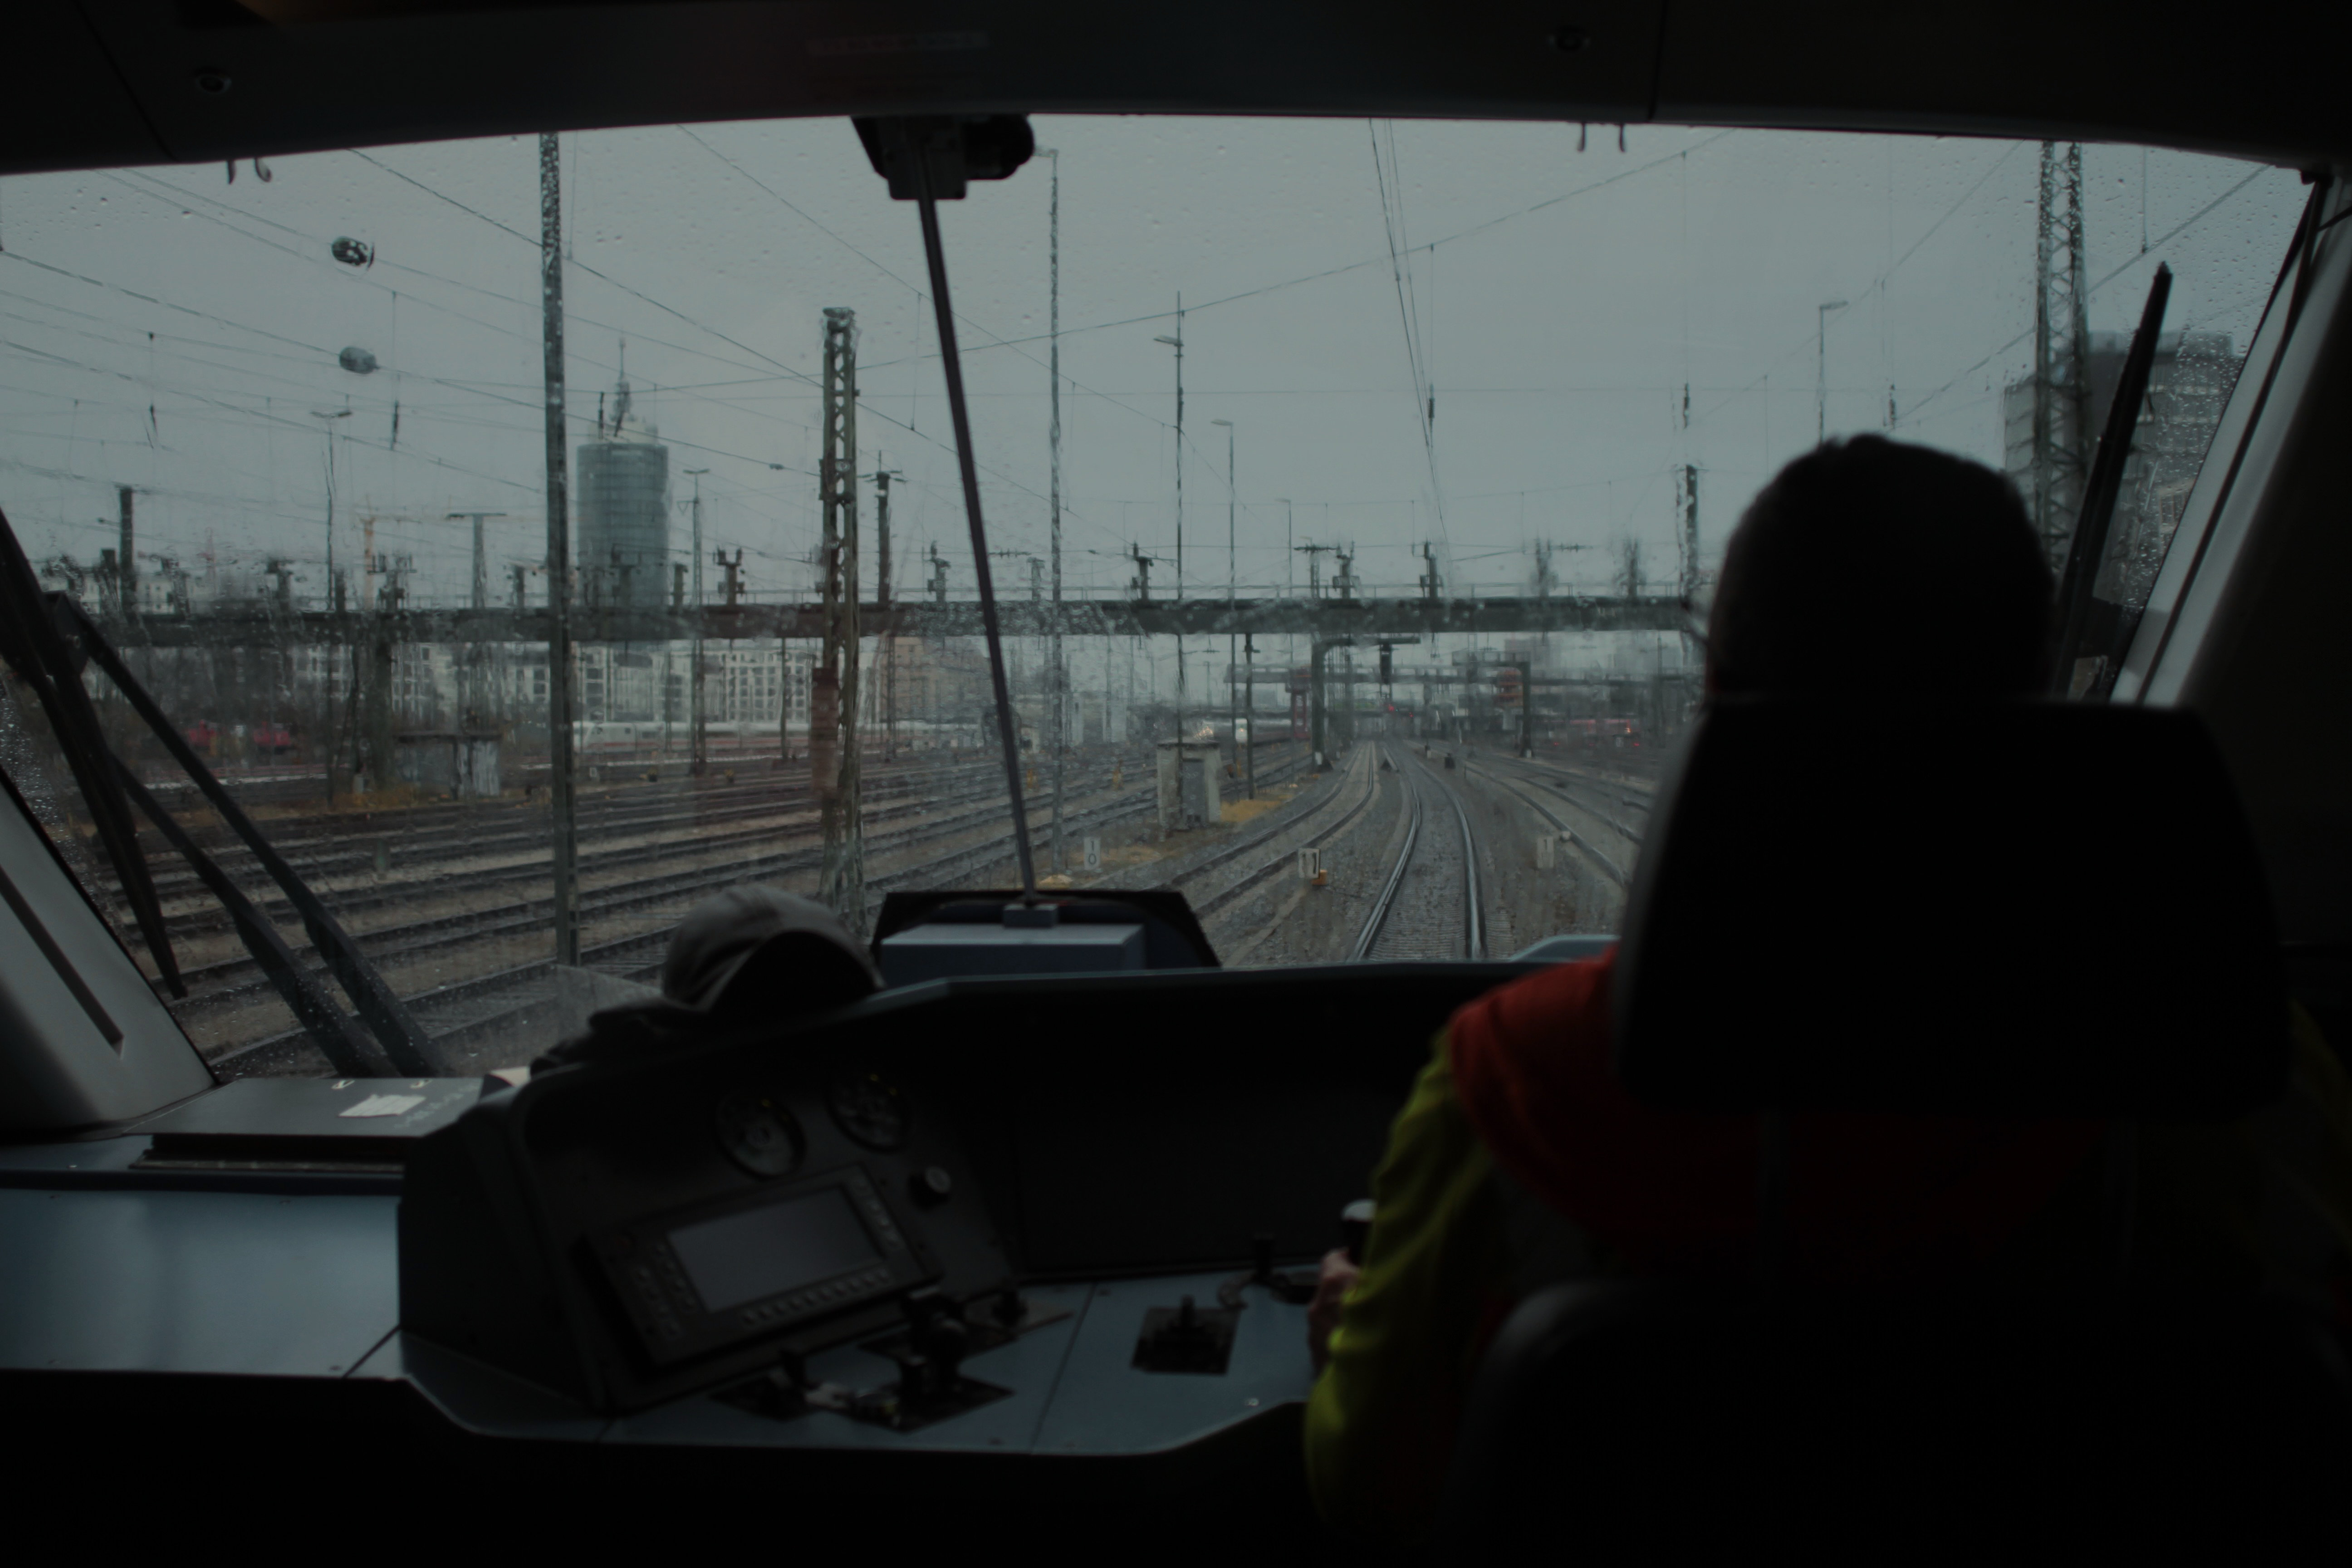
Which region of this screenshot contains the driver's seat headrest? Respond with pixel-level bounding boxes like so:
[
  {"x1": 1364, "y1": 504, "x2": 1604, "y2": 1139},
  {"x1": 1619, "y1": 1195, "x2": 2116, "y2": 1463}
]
[{"x1": 1614, "y1": 700, "x2": 2287, "y2": 1120}]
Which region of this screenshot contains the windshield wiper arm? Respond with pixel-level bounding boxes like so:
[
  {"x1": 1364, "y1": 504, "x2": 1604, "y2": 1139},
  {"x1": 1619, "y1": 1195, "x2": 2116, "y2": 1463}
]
[
  {"x1": 0, "y1": 505, "x2": 183, "y2": 995},
  {"x1": 2051, "y1": 263, "x2": 2171, "y2": 698},
  {"x1": 59, "y1": 598, "x2": 446, "y2": 1075},
  {"x1": 862, "y1": 114, "x2": 1043, "y2": 898},
  {"x1": 112, "y1": 764, "x2": 388, "y2": 1076}
]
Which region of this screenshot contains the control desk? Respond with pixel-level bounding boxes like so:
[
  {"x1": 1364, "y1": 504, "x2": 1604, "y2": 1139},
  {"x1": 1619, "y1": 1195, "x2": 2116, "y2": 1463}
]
[{"x1": 1, "y1": 963, "x2": 1530, "y2": 1507}]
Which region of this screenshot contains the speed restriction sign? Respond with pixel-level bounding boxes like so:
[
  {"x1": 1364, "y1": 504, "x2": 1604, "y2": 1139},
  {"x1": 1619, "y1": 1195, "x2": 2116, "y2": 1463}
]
[{"x1": 1082, "y1": 837, "x2": 1102, "y2": 871}]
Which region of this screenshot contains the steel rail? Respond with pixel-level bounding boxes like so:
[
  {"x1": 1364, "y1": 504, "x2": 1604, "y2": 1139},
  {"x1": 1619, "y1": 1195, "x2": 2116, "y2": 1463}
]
[
  {"x1": 137, "y1": 749, "x2": 1055, "y2": 906},
  {"x1": 1443, "y1": 756, "x2": 1486, "y2": 961},
  {"x1": 211, "y1": 746, "x2": 1314, "y2": 1068},
  {"x1": 1400, "y1": 744, "x2": 1485, "y2": 961},
  {"x1": 152, "y1": 750, "x2": 1143, "y2": 952},
  {"x1": 178, "y1": 748, "x2": 1297, "y2": 1017},
  {"x1": 1488, "y1": 754, "x2": 1650, "y2": 842},
  {"x1": 1464, "y1": 759, "x2": 1629, "y2": 887},
  {"x1": 1185, "y1": 745, "x2": 1383, "y2": 922},
  {"x1": 1350, "y1": 741, "x2": 1424, "y2": 961}
]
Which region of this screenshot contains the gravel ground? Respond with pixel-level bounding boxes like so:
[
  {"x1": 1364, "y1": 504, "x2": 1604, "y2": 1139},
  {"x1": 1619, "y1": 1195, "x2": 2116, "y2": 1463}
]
[{"x1": 1366, "y1": 748, "x2": 1473, "y2": 961}]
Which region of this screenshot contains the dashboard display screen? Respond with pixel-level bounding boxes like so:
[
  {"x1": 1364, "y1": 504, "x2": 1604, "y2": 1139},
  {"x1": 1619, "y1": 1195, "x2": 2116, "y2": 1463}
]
[{"x1": 667, "y1": 1187, "x2": 879, "y2": 1311}]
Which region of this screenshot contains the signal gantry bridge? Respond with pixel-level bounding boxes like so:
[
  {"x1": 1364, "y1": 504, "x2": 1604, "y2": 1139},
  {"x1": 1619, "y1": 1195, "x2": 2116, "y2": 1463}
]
[{"x1": 96, "y1": 594, "x2": 1695, "y2": 648}]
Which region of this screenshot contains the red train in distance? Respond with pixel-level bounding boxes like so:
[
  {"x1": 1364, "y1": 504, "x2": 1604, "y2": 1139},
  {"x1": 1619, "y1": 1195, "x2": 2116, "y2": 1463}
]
[{"x1": 1563, "y1": 717, "x2": 1642, "y2": 750}]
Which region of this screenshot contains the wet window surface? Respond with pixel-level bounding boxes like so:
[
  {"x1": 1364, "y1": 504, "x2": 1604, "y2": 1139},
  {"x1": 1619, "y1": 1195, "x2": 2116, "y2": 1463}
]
[{"x1": 0, "y1": 122, "x2": 2304, "y2": 1075}]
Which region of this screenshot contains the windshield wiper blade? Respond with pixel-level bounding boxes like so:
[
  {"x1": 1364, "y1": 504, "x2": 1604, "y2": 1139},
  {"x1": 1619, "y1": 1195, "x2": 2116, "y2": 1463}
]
[
  {"x1": 59, "y1": 598, "x2": 446, "y2": 1076},
  {"x1": 0, "y1": 505, "x2": 183, "y2": 995},
  {"x1": 112, "y1": 764, "x2": 387, "y2": 1077},
  {"x1": 2052, "y1": 263, "x2": 2171, "y2": 698},
  {"x1": 860, "y1": 113, "x2": 1043, "y2": 897}
]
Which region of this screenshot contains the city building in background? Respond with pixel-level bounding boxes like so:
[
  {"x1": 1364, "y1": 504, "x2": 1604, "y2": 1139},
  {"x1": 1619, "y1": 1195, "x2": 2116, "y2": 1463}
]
[
  {"x1": 575, "y1": 372, "x2": 670, "y2": 614},
  {"x1": 2004, "y1": 330, "x2": 2243, "y2": 612}
]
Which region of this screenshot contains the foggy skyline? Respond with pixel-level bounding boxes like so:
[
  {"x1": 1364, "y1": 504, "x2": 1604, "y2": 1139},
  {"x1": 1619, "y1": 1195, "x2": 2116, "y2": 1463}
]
[{"x1": 0, "y1": 116, "x2": 2305, "y2": 611}]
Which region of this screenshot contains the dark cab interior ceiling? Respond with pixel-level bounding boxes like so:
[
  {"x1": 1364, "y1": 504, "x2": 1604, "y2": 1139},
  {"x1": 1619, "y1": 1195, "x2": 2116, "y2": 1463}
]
[{"x1": 12, "y1": 1, "x2": 2352, "y2": 179}]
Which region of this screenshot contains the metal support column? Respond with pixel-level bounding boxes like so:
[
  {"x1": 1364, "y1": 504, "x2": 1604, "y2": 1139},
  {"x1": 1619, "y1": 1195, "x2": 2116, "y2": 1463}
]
[
  {"x1": 817, "y1": 306, "x2": 865, "y2": 936},
  {"x1": 873, "y1": 465, "x2": 897, "y2": 762},
  {"x1": 2032, "y1": 140, "x2": 2092, "y2": 573},
  {"x1": 686, "y1": 470, "x2": 707, "y2": 774},
  {"x1": 539, "y1": 131, "x2": 579, "y2": 966},
  {"x1": 1243, "y1": 631, "x2": 1256, "y2": 798},
  {"x1": 1047, "y1": 147, "x2": 1065, "y2": 868}
]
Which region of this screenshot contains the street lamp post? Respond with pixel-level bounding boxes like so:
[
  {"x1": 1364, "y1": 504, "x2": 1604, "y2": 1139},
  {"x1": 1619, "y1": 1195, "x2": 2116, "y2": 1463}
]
[
  {"x1": 1211, "y1": 418, "x2": 1246, "y2": 798},
  {"x1": 1818, "y1": 299, "x2": 1849, "y2": 446},
  {"x1": 1277, "y1": 497, "x2": 1294, "y2": 744},
  {"x1": 1154, "y1": 302, "x2": 1187, "y2": 819},
  {"x1": 312, "y1": 408, "x2": 352, "y2": 805}
]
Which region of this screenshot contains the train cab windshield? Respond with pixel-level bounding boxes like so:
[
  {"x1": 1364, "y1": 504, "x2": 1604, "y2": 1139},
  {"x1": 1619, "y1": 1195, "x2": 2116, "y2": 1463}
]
[
  {"x1": 0, "y1": 120, "x2": 2310, "y2": 1078},
  {"x1": 1, "y1": 31, "x2": 2347, "y2": 1547}
]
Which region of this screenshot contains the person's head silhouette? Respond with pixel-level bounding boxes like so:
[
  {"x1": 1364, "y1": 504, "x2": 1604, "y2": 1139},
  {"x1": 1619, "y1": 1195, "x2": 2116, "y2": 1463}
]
[{"x1": 1705, "y1": 436, "x2": 2053, "y2": 699}]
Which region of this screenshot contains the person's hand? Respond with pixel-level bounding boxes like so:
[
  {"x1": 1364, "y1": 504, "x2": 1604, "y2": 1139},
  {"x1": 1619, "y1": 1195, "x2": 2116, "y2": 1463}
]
[{"x1": 1308, "y1": 1248, "x2": 1361, "y2": 1373}]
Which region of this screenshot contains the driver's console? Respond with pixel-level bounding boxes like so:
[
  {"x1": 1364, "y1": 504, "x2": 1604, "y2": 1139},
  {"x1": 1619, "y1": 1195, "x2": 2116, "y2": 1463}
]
[{"x1": 395, "y1": 963, "x2": 1526, "y2": 1472}]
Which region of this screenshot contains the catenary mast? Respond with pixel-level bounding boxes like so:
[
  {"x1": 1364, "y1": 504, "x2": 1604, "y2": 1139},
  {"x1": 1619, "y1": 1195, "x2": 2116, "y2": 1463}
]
[
  {"x1": 539, "y1": 131, "x2": 580, "y2": 967},
  {"x1": 2031, "y1": 141, "x2": 2092, "y2": 573},
  {"x1": 1048, "y1": 148, "x2": 1066, "y2": 868},
  {"x1": 816, "y1": 307, "x2": 866, "y2": 936}
]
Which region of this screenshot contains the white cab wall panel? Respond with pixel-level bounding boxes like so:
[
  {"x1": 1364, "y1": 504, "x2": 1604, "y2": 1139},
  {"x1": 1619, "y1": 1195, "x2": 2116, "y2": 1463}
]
[
  {"x1": 0, "y1": 787, "x2": 211, "y2": 1130},
  {"x1": 2126, "y1": 177, "x2": 2352, "y2": 943}
]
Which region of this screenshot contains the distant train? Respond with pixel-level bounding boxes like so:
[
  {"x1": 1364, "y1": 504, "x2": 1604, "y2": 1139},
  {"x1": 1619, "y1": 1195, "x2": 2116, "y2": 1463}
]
[
  {"x1": 573, "y1": 719, "x2": 990, "y2": 761},
  {"x1": 1561, "y1": 717, "x2": 1642, "y2": 750}
]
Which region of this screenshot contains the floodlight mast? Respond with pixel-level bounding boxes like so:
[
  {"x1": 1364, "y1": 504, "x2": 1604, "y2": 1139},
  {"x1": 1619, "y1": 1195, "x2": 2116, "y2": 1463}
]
[{"x1": 1211, "y1": 418, "x2": 1243, "y2": 797}]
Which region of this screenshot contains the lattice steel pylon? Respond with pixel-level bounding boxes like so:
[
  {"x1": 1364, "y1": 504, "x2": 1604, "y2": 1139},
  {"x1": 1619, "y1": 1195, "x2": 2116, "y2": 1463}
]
[
  {"x1": 2031, "y1": 141, "x2": 2093, "y2": 573},
  {"x1": 816, "y1": 306, "x2": 865, "y2": 938}
]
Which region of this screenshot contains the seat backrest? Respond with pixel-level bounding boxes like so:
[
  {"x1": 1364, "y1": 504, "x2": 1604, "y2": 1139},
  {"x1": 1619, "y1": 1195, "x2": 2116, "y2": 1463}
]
[
  {"x1": 1615, "y1": 700, "x2": 2287, "y2": 1119},
  {"x1": 1434, "y1": 1282, "x2": 2352, "y2": 1562},
  {"x1": 1437, "y1": 704, "x2": 2332, "y2": 1558}
]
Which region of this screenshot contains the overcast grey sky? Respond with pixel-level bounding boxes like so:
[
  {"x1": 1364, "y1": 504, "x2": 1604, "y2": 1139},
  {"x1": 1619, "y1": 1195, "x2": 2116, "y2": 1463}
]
[{"x1": 0, "y1": 116, "x2": 2305, "y2": 614}]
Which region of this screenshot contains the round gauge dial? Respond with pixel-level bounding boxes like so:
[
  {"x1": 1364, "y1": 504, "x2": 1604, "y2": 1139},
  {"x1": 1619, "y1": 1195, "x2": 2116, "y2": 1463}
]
[
  {"x1": 827, "y1": 1062, "x2": 911, "y2": 1151},
  {"x1": 714, "y1": 1088, "x2": 806, "y2": 1178}
]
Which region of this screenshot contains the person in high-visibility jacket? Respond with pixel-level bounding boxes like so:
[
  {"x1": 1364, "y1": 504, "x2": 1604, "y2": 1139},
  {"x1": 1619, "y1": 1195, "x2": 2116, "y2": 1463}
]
[{"x1": 1302, "y1": 437, "x2": 2352, "y2": 1544}]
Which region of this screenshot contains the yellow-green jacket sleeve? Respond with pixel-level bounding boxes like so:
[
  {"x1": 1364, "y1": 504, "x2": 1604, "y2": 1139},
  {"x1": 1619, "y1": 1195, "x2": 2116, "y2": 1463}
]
[{"x1": 1303, "y1": 1033, "x2": 1511, "y2": 1544}]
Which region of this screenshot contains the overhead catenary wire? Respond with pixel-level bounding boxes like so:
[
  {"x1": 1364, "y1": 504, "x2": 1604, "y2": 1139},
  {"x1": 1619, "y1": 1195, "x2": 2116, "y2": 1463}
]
[
  {"x1": 862, "y1": 130, "x2": 1737, "y2": 369},
  {"x1": 1898, "y1": 163, "x2": 2274, "y2": 426},
  {"x1": 1368, "y1": 120, "x2": 1450, "y2": 571},
  {"x1": 12, "y1": 153, "x2": 1128, "y2": 577}
]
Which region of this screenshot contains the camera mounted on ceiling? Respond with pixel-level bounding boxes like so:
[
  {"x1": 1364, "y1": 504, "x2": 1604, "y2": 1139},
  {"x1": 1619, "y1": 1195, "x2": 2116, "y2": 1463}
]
[{"x1": 853, "y1": 115, "x2": 1035, "y2": 200}]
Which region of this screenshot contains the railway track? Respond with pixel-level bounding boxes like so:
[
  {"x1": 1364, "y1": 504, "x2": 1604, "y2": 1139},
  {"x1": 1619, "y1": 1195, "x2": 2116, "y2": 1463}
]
[
  {"x1": 177, "y1": 747, "x2": 1170, "y2": 1019},
  {"x1": 1491, "y1": 752, "x2": 1652, "y2": 843},
  {"x1": 1352, "y1": 741, "x2": 1485, "y2": 962},
  {"x1": 160, "y1": 749, "x2": 1150, "y2": 986},
  {"x1": 139, "y1": 751, "x2": 1034, "y2": 925},
  {"x1": 1177, "y1": 747, "x2": 1384, "y2": 923},
  {"x1": 1078, "y1": 746, "x2": 1378, "y2": 924},
  {"x1": 1464, "y1": 754, "x2": 1637, "y2": 888},
  {"x1": 209, "y1": 742, "x2": 1311, "y2": 1074}
]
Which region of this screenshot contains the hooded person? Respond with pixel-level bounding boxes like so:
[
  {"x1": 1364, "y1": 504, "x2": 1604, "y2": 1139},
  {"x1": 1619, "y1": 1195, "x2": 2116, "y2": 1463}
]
[{"x1": 529, "y1": 886, "x2": 880, "y2": 1072}]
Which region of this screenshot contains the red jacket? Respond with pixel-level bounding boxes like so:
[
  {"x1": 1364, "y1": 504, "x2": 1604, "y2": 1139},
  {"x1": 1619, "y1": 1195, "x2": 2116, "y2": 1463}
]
[{"x1": 1446, "y1": 951, "x2": 2107, "y2": 1285}]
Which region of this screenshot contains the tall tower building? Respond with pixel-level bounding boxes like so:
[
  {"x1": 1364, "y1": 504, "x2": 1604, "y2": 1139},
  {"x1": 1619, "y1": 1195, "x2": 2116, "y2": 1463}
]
[{"x1": 575, "y1": 370, "x2": 670, "y2": 613}]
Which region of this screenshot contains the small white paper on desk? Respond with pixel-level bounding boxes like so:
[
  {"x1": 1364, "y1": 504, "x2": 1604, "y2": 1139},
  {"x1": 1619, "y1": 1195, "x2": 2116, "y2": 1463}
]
[{"x1": 339, "y1": 1093, "x2": 427, "y2": 1118}]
